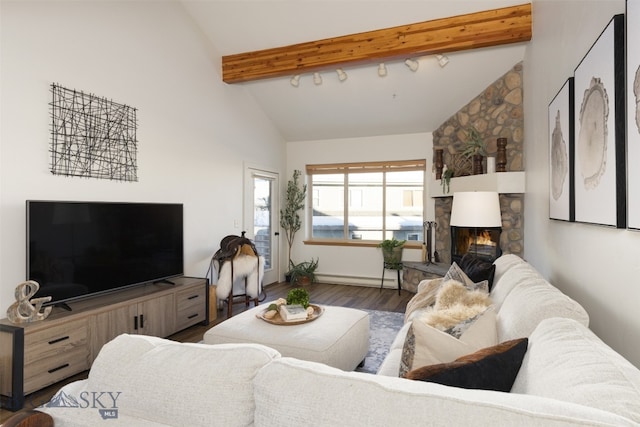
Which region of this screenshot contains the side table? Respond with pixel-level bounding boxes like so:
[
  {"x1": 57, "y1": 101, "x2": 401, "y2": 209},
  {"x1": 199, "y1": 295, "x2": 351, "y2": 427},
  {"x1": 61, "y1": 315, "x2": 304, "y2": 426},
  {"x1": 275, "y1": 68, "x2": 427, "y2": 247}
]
[
  {"x1": 402, "y1": 261, "x2": 449, "y2": 293},
  {"x1": 380, "y1": 262, "x2": 403, "y2": 295}
]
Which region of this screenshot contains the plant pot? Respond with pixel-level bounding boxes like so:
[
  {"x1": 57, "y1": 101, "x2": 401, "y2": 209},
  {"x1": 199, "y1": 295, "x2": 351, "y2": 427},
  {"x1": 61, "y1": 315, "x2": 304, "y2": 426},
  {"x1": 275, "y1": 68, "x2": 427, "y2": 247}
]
[
  {"x1": 382, "y1": 247, "x2": 403, "y2": 268},
  {"x1": 295, "y1": 276, "x2": 312, "y2": 286},
  {"x1": 472, "y1": 154, "x2": 484, "y2": 175}
]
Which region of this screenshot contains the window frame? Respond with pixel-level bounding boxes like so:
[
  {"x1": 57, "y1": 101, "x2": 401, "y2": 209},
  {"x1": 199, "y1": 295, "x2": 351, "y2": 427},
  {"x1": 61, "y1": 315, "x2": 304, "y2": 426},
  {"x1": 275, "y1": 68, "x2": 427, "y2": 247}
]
[{"x1": 305, "y1": 159, "x2": 426, "y2": 247}]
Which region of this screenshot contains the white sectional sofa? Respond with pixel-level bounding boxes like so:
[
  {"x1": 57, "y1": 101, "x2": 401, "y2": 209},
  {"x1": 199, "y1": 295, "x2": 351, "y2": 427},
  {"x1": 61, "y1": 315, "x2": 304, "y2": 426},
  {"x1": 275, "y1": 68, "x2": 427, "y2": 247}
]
[{"x1": 30, "y1": 254, "x2": 640, "y2": 426}]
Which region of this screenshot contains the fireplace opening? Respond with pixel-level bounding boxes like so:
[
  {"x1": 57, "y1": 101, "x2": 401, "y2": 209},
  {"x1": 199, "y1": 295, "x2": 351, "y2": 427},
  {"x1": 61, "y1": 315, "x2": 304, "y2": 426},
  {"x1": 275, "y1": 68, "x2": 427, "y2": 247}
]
[{"x1": 450, "y1": 226, "x2": 502, "y2": 264}]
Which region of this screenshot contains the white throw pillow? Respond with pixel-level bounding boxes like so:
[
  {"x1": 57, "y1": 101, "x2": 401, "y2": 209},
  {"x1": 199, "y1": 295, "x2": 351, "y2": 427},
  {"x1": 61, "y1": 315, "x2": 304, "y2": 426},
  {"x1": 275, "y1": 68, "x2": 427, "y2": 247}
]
[{"x1": 399, "y1": 306, "x2": 497, "y2": 377}]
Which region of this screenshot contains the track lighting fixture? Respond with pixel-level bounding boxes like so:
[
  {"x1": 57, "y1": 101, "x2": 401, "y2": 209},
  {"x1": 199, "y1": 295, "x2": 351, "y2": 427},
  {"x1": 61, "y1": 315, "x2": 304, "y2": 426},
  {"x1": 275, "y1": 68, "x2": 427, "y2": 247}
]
[
  {"x1": 436, "y1": 54, "x2": 449, "y2": 68},
  {"x1": 289, "y1": 56, "x2": 434, "y2": 87},
  {"x1": 404, "y1": 59, "x2": 419, "y2": 72},
  {"x1": 378, "y1": 63, "x2": 387, "y2": 77}
]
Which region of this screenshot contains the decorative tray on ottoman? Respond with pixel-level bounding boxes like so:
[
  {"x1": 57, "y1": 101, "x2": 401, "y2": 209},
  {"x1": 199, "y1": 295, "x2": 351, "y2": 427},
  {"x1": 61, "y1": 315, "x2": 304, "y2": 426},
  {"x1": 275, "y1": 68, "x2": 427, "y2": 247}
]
[{"x1": 256, "y1": 304, "x2": 324, "y2": 325}]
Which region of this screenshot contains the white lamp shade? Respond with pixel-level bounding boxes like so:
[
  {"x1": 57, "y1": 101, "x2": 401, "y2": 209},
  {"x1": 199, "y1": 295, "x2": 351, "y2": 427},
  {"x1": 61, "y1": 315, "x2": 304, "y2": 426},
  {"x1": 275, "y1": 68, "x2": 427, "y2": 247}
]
[{"x1": 450, "y1": 192, "x2": 502, "y2": 227}]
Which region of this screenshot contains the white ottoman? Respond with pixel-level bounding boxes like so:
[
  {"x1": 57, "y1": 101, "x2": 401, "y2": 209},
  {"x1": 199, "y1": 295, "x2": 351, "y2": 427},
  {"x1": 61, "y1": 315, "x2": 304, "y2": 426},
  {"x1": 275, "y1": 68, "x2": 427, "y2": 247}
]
[{"x1": 203, "y1": 303, "x2": 369, "y2": 371}]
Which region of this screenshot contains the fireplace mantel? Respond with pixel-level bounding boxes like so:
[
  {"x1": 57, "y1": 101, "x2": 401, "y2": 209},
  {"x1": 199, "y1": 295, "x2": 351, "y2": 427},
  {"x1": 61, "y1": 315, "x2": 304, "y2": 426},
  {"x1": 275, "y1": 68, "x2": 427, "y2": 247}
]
[{"x1": 429, "y1": 171, "x2": 525, "y2": 198}]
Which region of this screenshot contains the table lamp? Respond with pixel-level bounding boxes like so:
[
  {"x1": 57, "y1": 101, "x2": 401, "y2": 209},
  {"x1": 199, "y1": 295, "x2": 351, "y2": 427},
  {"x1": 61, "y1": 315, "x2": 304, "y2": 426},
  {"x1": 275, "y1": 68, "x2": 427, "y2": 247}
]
[{"x1": 449, "y1": 191, "x2": 502, "y2": 259}]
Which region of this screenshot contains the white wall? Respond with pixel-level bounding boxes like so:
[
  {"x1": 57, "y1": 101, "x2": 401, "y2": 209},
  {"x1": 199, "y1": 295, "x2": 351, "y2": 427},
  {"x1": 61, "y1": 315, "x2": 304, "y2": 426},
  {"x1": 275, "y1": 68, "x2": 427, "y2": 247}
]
[
  {"x1": 286, "y1": 133, "x2": 433, "y2": 287},
  {"x1": 524, "y1": 0, "x2": 640, "y2": 367},
  {"x1": 0, "y1": 1, "x2": 285, "y2": 313}
]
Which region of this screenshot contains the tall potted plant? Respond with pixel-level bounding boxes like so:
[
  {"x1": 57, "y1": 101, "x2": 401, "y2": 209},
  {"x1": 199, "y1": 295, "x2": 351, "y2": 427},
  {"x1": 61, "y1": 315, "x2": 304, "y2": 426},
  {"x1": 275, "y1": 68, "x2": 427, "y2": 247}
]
[{"x1": 280, "y1": 170, "x2": 307, "y2": 271}]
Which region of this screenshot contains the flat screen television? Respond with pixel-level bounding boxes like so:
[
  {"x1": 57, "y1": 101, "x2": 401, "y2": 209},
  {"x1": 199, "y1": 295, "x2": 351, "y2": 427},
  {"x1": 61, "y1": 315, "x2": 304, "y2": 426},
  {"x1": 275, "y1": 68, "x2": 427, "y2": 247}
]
[{"x1": 26, "y1": 200, "x2": 184, "y2": 308}]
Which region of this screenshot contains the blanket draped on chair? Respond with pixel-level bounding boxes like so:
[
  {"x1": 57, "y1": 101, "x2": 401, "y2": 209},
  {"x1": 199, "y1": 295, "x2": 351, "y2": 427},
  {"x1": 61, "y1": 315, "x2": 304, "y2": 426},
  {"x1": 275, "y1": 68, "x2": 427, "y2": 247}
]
[{"x1": 215, "y1": 254, "x2": 265, "y2": 300}]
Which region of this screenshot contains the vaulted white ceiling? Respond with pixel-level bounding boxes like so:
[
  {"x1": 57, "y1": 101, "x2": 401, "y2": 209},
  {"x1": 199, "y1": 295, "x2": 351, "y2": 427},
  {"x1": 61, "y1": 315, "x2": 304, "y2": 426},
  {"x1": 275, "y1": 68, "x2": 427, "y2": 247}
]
[{"x1": 180, "y1": 1, "x2": 529, "y2": 141}]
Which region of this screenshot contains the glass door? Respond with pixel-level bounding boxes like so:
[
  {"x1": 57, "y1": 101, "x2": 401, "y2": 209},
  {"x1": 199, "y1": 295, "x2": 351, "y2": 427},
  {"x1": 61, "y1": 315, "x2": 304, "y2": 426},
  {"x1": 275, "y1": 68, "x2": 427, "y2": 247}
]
[{"x1": 244, "y1": 166, "x2": 279, "y2": 285}]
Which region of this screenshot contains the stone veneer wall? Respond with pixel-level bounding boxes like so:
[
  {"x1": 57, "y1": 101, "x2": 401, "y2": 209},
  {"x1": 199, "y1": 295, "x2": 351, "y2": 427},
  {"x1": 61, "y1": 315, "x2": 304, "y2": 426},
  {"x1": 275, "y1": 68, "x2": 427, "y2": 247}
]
[{"x1": 432, "y1": 62, "x2": 525, "y2": 264}]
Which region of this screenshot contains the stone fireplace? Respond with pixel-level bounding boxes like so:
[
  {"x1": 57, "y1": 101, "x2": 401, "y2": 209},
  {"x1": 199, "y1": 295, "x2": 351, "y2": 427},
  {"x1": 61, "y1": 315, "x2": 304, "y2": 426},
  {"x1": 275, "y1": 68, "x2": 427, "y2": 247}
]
[{"x1": 431, "y1": 62, "x2": 525, "y2": 265}]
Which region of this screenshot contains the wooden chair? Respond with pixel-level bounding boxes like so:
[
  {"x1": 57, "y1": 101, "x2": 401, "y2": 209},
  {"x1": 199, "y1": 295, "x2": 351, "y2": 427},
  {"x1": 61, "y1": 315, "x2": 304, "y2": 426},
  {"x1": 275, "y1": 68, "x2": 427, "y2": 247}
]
[{"x1": 210, "y1": 233, "x2": 264, "y2": 318}]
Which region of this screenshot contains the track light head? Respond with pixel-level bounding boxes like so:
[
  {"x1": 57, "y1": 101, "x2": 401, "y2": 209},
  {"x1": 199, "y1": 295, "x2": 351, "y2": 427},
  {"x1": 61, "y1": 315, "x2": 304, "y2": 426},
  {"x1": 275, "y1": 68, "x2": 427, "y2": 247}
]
[
  {"x1": 378, "y1": 63, "x2": 387, "y2": 77},
  {"x1": 436, "y1": 54, "x2": 449, "y2": 68},
  {"x1": 336, "y1": 68, "x2": 348, "y2": 82},
  {"x1": 313, "y1": 72, "x2": 322, "y2": 85},
  {"x1": 404, "y1": 59, "x2": 419, "y2": 72},
  {"x1": 290, "y1": 75, "x2": 300, "y2": 87}
]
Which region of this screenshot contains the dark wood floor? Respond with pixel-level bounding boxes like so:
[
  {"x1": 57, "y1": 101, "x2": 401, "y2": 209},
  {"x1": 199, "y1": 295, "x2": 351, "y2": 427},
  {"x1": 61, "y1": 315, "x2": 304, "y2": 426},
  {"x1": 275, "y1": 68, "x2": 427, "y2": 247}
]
[{"x1": 0, "y1": 282, "x2": 412, "y2": 423}]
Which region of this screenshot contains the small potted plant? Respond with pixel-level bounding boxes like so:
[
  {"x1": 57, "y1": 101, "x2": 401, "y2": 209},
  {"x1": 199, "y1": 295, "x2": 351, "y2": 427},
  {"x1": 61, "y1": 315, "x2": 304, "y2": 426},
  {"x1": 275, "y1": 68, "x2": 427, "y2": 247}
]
[
  {"x1": 286, "y1": 287, "x2": 310, "y2": 308},
  {"x1": 441, "y1": 165, "x2": 454, "y2": 194},
  {"x1": 462, "y1": 127, "x2": 487, "y2": 175},
  {"x1": 288, "y1": 258, "x2": 319, "y2": 286},
  {"x1": 377, "y1": 237, "x2": 406, "y2": 268}
]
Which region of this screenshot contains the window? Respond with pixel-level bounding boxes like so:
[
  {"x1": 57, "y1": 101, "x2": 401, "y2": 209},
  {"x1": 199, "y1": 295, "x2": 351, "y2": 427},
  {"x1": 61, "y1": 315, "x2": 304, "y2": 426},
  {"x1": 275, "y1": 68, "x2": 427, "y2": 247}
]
[{"x1": 306, "y1": 160, "x2": 425, "y2": 243}]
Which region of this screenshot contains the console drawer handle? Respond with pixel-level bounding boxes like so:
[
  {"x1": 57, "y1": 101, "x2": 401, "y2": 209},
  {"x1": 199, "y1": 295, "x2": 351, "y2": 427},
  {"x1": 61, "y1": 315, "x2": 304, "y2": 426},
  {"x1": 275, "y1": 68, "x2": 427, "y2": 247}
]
[
  {"x1": 187, "y1": 295, "x2": 199, "y2": 300},
  {"x1": 187, "y1": 314, "x2": 198, "y2": 319},
  {"x1": 48, "y1": 336, "x2": 69, "y2": 345},
  {"x1": 48, "y1": 363, "x2": 69, "y2": 374}
]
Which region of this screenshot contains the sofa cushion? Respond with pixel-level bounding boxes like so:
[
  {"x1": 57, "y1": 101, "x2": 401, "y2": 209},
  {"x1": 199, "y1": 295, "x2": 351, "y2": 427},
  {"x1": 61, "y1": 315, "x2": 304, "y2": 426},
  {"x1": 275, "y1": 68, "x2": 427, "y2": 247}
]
[
  {"x1": 254, "y1": 357, "x2": 638, "y2": 426},
  {"x1": 512, "y1": 317, "x2": 640, "y2": 424},
  {"x1": 490, "y1": 262, "x2": 545, "y2": 310},
  {"x1": 460, "y1": 253, "x2": 497, "y2": 290},
  {"x1": 496, "y1": 280, "x2": 589, "y2": 341},
  {"x1": 404, "y1": 338, "x2": 528, "y2": 392},
  {"x1": 80, "y1": 334, "x2": 280, "y2": 427},
  {"x1": 399, "y1": 306, "x2": 497, "y2": 377},
  {"x1": 491, "y1": 253, "x2": 528, "y2": 288}
]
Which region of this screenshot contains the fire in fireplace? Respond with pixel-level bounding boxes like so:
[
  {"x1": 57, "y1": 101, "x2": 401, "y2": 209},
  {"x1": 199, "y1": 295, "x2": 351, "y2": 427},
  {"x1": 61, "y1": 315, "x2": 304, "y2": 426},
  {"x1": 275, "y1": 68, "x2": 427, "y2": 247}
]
[{"x1": 450, "y1": 226, "x2": 502, "y2": 264}]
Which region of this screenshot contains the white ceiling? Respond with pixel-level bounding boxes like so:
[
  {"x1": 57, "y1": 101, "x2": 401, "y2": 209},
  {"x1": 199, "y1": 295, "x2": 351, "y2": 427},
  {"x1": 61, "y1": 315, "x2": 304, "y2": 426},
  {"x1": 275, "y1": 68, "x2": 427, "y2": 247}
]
[{"x1": 180, "y1": 1, "x2": 529, "y2": 142}]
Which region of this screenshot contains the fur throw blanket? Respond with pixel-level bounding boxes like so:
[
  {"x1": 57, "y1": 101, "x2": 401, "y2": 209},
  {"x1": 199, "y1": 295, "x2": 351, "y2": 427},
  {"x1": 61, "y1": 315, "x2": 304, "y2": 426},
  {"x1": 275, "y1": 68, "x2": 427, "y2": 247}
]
[
  {"x1": 418, "y1": 280, "x2": 492, "y2": 332},
  {"x1": 215, "y1": 254, "x2": 265, "y2": 300}
]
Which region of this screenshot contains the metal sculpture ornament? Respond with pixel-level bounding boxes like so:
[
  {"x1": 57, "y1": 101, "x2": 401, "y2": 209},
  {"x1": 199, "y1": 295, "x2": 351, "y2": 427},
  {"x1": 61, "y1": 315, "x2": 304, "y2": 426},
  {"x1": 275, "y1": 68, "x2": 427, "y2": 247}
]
[{"x1": 6, "y1": 281, "x2": 52, "y2": 324}]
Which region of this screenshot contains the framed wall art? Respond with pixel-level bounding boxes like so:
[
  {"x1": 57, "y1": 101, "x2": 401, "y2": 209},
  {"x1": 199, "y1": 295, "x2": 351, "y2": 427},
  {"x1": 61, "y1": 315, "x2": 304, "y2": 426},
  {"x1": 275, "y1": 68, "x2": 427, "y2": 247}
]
[
  {"x1": 573, "y1": 14, "x2": 625, "y2": 228},
  {"x1": 49, "y1": 83, "x2": 138, "y2": 182},
  {"x1": 548, "y1": 78, "x2": 574, "y2": 221},
  {"x1": 627, "y1": 0, "x2": 640, "y2": 229}
]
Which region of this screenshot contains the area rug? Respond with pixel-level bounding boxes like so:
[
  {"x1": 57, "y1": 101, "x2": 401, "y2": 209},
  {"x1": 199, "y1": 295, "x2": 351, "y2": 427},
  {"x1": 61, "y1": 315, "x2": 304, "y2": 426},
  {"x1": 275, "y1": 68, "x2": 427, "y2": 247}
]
[{"x1": 355, "y1": 309, "x2": 404, "y2": 374}]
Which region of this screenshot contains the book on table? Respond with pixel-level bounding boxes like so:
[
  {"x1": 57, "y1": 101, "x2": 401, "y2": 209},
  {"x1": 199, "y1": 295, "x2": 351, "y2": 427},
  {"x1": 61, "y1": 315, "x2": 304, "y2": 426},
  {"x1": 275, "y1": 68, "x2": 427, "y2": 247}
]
[{"x1": 279, "y1": 304, "x2": 308, "y2": 322}]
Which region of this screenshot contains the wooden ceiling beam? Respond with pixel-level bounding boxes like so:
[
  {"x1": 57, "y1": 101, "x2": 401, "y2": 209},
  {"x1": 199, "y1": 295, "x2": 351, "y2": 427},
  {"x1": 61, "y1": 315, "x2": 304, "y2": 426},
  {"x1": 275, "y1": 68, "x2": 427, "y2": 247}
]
[{"x1": 222, "y1": 3, "x2": 531, "y2": 84}]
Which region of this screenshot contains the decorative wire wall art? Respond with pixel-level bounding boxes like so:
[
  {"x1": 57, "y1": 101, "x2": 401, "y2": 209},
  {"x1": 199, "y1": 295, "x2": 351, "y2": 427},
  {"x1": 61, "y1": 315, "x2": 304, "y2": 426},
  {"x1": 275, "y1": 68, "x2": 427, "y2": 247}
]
[{"x1": 49, "y1": 83, "x2": 138, "y2": 181}]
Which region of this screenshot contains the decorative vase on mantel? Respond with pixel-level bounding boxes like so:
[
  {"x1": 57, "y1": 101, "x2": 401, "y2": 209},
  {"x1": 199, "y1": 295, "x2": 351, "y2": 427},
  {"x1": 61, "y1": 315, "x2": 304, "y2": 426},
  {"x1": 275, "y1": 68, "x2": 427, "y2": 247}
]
[
  {"x1": 434, "y1": 149, "x2": 444, "y2": 180},
  {"x1": 496, "y1": 138, "x2": 508, "y2": 172},
  {"x1": 472, "y1": 154, "x2": 484, "y2": 175}
]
